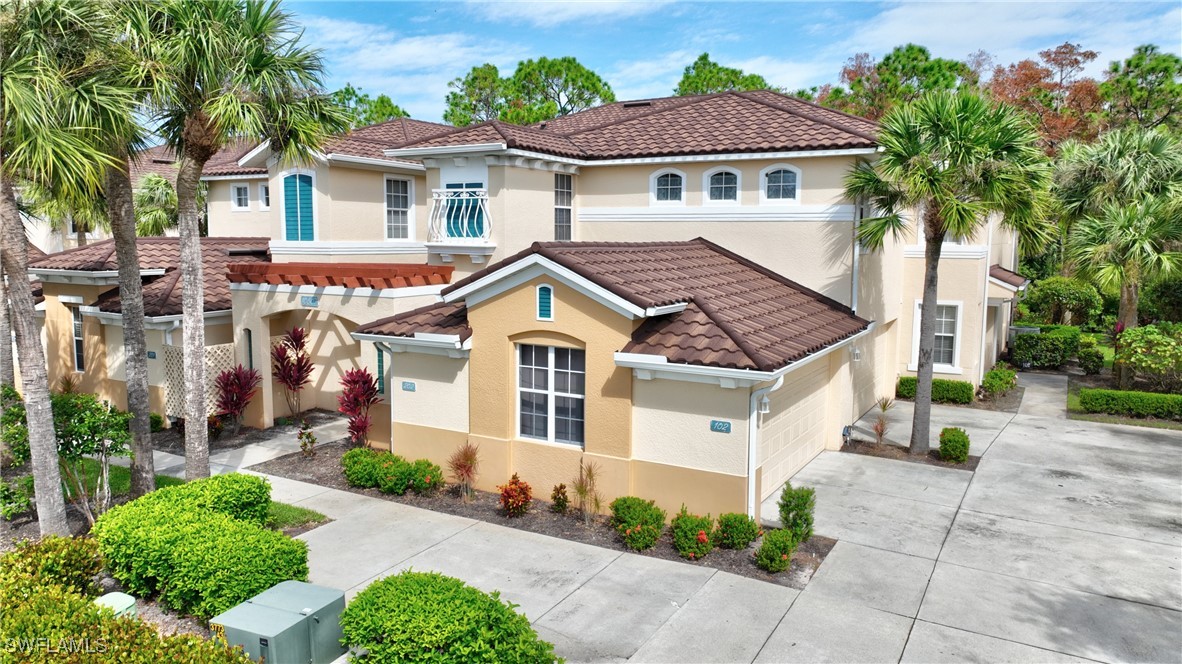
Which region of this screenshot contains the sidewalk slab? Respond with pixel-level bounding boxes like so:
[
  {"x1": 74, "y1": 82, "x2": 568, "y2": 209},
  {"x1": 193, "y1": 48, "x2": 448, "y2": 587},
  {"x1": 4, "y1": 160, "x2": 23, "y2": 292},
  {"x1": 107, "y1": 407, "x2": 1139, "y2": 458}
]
[
  {"x1": 1016, "y1": 373, "x2": 1068, "y2": 419},
  {"x1": 753, "y1": 591, "x2": 912, "y2": 663},
  {"x1": 534, "y1": 554, "x2": 715, "y2": 662},
  {"x1": 851, "y1": 401, "x2": 1014, "y2": 457},
  {"x1": 245, "y1": 472, "x2": 332, "y2": 505},
  {"x1": 786, "y1": 451, "x2": 971, "y2": 508},
  {"x1": 901, "y1": 620, "x2": 1095, "y2": 663},
  {"x1": 919, "y1": 563, "x2": 1182, "y2": 663},
  {"x1": 628, "y1": 572, "x2": 797, "y2": 663},
  {"x1": 803, "y1": 540, "x2": 934, "y2": 617},
  {"x1": 941, "y1": 510, "x2": 1182, "y2": 611}
]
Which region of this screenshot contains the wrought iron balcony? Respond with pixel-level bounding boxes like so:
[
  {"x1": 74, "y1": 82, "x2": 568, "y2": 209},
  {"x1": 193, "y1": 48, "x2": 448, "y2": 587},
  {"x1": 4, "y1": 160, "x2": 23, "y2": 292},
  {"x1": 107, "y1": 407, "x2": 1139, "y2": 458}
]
[{"x1": 428, "y1": 187, "x2": 492, "y2": 244}]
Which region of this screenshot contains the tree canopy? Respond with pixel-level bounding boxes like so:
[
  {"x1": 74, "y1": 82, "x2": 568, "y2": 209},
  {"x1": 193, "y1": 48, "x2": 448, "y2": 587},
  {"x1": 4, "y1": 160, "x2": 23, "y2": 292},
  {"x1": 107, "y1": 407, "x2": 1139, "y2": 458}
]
[
  {"x1": 331, "y1": 83, "x2": 409, "y2": 129},
  {"x1": 988, "y1": 43, "x2": 1102, "y2": 153},
  {"x1": 443, "y1": 57, "x2": 614, "y2": 126},
  {"x1": 1100, "y1": 44, "x2": 1182, "y2": 131},
  {"x1": 826, "y1": 44, "x2": 972, "y2": 120},
  {"x1": 674, "y1": 53, "x2": 773, "y2": 96}
]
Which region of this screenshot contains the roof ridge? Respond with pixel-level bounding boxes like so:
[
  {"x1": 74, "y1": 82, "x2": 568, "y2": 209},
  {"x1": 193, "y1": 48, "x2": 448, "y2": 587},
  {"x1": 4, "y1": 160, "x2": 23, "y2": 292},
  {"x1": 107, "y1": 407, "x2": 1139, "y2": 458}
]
[
  {"x1": 761, "y1": 91, "x2": 880, "y2": 132},
  {"x1": 560, "y1": 94, "x2": 716, "y2": 138},
  {"x1": 732, "y1": 90, "x2": 879, "y2": 143},
  {"x1": 531, "y1": 243, "x2": 648, "y2": 306},
  {"x1": 690, "y1": 295, "x2": 768, "y2": 370}
]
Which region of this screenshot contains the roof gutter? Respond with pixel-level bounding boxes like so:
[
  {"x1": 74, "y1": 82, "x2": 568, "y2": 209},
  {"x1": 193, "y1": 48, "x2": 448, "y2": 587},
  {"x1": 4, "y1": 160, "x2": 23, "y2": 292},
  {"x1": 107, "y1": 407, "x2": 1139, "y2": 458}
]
[
  {"x1": 79, "y1": 306, "x2": 232, "y2": 329},
  {"x1": 352, "y1": 331, "x2": 471, "y2": 358},
  {"x1": 326, "y1": 154, "x2": 426, "y2": 171},
  {"x1": 384, "y1": 145, "x2": 879, "y2": 167},
  {"x1": 30, "y1": 268, "x2": 167, "y2": 285}
]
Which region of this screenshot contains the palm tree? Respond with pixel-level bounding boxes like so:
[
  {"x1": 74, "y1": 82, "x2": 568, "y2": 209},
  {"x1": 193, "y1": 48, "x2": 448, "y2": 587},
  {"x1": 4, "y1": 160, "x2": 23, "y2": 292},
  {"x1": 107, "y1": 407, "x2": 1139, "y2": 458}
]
[
  {"x1": 133, "y1": 173, "x2": 207, "y2": 237},
  {"x1": 131, "y1": 0, "x2": 347, "y2": 480},
  {"x1": 1, "y1": 0, "x2": 135, "y2": 535},
  {"x1": 846, "y1": 91, "x2": 1050, "y2": 454}
]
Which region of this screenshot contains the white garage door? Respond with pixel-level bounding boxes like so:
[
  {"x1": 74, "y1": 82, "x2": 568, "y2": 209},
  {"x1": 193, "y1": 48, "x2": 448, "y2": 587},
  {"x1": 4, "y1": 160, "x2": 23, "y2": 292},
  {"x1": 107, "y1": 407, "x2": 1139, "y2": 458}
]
[{"x1": 758, "y1": 363, "x2": 829, "y2": 500}]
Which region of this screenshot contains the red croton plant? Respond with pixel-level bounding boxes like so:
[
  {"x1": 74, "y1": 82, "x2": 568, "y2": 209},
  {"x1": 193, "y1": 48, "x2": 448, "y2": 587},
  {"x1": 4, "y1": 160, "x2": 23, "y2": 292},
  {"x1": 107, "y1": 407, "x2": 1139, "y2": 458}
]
[
  {"x1": 215, "y1": 364, "x2": 262, "y2": 436},
  {"x1": 338, "y1": 367, "x2": 381, "y2": 445},
  {"x1": 272, "y1": 326, "x2": 314, "y2": 420}
]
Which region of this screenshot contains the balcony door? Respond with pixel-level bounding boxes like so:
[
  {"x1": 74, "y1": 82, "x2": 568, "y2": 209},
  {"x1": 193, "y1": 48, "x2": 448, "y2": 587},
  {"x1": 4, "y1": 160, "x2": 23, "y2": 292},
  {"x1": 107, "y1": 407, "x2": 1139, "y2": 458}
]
[{"x1": 445, "y1": 182, "x2": 484, "y2": 239}]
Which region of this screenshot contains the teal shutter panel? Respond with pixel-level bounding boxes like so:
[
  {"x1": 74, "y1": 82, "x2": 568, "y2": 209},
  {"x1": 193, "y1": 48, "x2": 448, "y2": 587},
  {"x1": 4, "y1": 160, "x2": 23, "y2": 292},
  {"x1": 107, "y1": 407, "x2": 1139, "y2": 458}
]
[
  {"x1": 538, "y1": 286, "x2": 553, "y2": 319},
  {"x1": 376, "y1": 344, "x2": 385, "y2": 394},
  {"x1": 284, "y1": 175, "x2": 299, "y2": 239},
  {"x1": 297, "y1": 174, "x2": 313, "y2": 241}
]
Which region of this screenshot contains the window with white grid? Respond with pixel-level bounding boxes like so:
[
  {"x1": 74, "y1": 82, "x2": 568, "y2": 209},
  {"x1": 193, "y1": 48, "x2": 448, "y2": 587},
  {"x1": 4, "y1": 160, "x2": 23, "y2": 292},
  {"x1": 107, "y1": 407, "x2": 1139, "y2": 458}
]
[
  {"x1": 554, "y1": 174, "x2": 573, "y2": 241},
  {"x1": 934, "y1": 305, "x2": 958, "y2": 366},
  {"x1": 518, "y1": 344, "x2": 585, "y2": 445},
  {"x1": 385, "y1": 177, "x2": 411, "y2": 239}
]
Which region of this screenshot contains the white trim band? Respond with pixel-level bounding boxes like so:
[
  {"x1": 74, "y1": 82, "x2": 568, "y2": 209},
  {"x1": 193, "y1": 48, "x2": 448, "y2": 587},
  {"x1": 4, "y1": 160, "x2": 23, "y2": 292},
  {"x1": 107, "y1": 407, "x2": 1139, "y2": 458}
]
[{"x1": 578, "y1": 204, "x2": 854, "y2": 223}]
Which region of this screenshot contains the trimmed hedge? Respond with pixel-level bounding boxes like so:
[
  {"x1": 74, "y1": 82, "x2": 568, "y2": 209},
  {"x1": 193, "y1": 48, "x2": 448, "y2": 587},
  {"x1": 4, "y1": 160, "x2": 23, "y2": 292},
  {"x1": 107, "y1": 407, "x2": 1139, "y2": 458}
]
[
  {"x1": 981, "y1": 366, "x2": 1017, "y2": 399},
  {"x1": 0, "y1": 539, "x2": 250, "y2": 664},
  {"x1": 339, "y1": 570, "x2": 559, "y2": 663},
  {"x1": 896, "y1": 376, "x2": 974, "y2": 404},
  {"x1": 1011, "y1": 325, "x2": 1081, "y2": 369},
  {"x1": 671, "y1": 506, "x2": 714, "y2": 560},
  {"x1": 939, "y1": 427, "x2": 971, "y2": 463},
  {"x1": 1078, "y1": 347, "x2": 1105, "y2": 375},
  {"x1": 609, "y1": 496, "x2": 666, "y2": 551},
  {"x1": 92, "y1": 474, "x2": 308, "y2": 619},
  {"x1": 715, "y1": 513, "x2": 760, "y2": 550},
  {"x1": 777, "y1": 483, "x2": 815, "y2": 544},
  {"x1": 1078, "y1": 389, "x2": 1182, "y2": 420},
  {"x1": 342, "y1": 448, "x2": 442, "y2": 496},
  {"x1": 755, "y1": 529, "x2": 797, "y2": 573}
]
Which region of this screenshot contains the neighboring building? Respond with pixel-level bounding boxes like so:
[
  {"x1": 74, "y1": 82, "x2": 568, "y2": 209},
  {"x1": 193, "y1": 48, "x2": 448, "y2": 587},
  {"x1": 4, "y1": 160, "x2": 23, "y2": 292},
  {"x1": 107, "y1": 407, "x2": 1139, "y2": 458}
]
[{"x1": 27, "y1": 90, "x2": 1027, "y2": 516}]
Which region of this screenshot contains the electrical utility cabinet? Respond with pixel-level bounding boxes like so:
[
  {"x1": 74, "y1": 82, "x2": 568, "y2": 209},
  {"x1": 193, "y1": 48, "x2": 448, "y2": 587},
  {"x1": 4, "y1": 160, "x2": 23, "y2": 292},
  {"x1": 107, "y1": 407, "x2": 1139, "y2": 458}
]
[{"x1": 210, "y1": 581, "x2": 347, "y2": 664}]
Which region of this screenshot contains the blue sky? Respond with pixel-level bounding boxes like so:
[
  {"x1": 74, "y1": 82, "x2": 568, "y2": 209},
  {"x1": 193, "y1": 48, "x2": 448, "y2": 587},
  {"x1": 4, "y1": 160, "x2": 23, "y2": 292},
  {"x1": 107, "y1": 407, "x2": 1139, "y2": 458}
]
[{"x1": 289, "y1": 1, "x2": 1182, "y2": 122}]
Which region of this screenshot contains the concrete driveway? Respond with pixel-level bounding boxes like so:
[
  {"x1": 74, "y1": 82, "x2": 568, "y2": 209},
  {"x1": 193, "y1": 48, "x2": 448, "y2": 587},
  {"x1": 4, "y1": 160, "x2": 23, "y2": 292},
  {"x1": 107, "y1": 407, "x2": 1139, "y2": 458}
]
[{"x1": 764, "y1": 409, "x2": 1182, "y2": 663}]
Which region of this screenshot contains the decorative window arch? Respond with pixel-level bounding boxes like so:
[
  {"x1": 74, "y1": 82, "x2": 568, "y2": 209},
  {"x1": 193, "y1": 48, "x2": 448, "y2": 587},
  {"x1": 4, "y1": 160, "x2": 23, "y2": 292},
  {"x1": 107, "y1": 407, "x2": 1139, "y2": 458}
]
[
  {"x1": 759, "y1": 163, "x2": 802, "y2": 204},
  {"x1": 649, "y1": 168, "x2": 686, "y2": 205},
  {"x1": 703, "y1": 166, "x2": 741, "y2": 205},
  {"x1": 536, "y1": 284, "x2": 554, "y2": 321}
]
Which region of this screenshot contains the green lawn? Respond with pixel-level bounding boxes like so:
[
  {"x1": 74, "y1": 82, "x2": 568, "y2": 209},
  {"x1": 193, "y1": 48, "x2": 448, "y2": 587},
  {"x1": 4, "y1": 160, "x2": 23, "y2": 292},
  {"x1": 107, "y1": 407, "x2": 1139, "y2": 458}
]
[
  {"x1": 70, "y1": 457, "x2": 184, "y2": 496},
  {"x1": 266, "y1": 500, "x2": 327, "y2": 530},
  {"x1": 1097, "y1": 342, "x2": 1116, "y2": 369}
]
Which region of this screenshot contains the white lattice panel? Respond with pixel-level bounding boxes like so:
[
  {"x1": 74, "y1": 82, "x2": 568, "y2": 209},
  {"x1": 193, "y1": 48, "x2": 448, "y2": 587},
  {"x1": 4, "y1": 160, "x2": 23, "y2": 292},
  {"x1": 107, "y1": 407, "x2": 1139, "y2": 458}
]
[
  {"x1": 162, "y1": 342, "x2": 237, "y2": 419},
  {"x1": 204, "y1": 343, "x2": 236, "y2": 416}
]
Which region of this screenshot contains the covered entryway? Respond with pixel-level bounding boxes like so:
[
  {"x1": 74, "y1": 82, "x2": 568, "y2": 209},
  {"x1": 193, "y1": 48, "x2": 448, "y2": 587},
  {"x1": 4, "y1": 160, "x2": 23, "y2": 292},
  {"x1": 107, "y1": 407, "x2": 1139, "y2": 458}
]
[{"x1": 758, "y1": 362, "x2": 830, "y2": 500}]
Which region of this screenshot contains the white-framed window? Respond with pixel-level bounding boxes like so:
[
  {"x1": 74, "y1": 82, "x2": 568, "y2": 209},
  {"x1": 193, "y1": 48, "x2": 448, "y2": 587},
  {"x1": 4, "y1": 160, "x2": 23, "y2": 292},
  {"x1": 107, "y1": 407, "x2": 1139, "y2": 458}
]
[
  {"x1": 759, "y1": 163, "x2": 801, "y2": 204},
  {"x1": 517, "y1": 344, "x2": 585, "y2": 446},
  {"x1": 909, "y1": 300, "x2": 963, "y2": 374},
  {"x1": 536, "y1": 284, "x2": 554, "y2": 321},
  {"x1": 258, "y1": 184, "x2": 270, "y2": 211},
  {"x1": 650, "y1": 168, "x2": 686, "y2": 205},
  {"x1": 71, "y1": 307, "x2": 85, "y2": 372},
  {"x1": 231, "y1": 184, "x2": 250, "y2": 211},
  {"x1": 385, "y1": 176, "x2": 412, "y2": 240},
  {"x1": 554, "y1": 174, "x2": 572, "y2": 241},
  {"x1": 704, "y1": 167, "x2": 740, "y2": 204}
]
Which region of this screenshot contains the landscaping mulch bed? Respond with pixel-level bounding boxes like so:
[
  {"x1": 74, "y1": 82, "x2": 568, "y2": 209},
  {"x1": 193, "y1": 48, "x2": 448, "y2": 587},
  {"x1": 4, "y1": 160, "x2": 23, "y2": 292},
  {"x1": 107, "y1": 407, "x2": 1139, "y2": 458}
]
[
  {"x1": 893, "y1": 387, "x2": 1025, "y2": 414},
  {"x1": 250, "y1": 439, "x2": 836, "y2": 590},
  {"x1": 0, "y1": 502, "x2": 93, "y2": 553},
  {"x1": 843, "y1": 438, "x2": 980, "y2": 471},
  {"x1": 152, "y1": 408, "x2": 343, "y2": 455}
]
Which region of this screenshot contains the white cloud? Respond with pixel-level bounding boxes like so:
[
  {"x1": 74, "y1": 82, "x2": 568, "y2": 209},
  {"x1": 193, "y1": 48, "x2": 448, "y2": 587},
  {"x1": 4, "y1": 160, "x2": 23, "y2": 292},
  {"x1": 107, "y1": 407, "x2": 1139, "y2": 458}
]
[
  {"x1": 470, "y1": 0, "x2": 674, "y2": 28},
  {"x1": 725, "y1": 55, "x2": 835, "y2": 93},
  {"x1": 607, "y1": 49, "x2": 696, "y2": 100}
]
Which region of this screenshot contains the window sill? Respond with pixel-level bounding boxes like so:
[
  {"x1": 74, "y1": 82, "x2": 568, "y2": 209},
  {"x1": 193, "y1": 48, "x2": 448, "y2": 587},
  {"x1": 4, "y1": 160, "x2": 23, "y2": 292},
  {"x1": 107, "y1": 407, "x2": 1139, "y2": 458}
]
[
  {"x1": 515, "y1": 436, "x2": 584, "y2": 451},
  {"x1": 907, "y1": 364, "x2": 964, "y2": 376}
]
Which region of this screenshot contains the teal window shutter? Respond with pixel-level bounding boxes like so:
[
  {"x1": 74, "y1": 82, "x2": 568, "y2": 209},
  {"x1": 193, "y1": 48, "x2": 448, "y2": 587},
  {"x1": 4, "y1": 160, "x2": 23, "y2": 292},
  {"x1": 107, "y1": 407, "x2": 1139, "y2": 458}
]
[
  {"x1": 283, "y1": 173, "x2": 314, "y2": 241},
  {"x1": 376, "y1": 344, "x2": 385, "y2": 394},
  {"x1": 298, "y1": 174, "x2": 313, "y2": 240},
  {"x1": 537, "y1": 285, "x2": 553, "y2": 320}
]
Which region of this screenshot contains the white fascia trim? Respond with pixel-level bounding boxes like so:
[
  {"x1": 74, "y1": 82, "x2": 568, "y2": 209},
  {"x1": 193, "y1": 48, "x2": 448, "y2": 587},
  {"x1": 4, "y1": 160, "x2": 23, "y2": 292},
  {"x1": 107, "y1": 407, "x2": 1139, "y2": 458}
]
[
  {"x1": 236, "y1": 142, "x2": 270, "y2": 167},
  {"x1": 578, "y1": 204, "x2": 854, "y2": 223},
  {"x1": 230, "y1": 282, "x2": 445, "y2": 300},
  {"x1": 645, "y1": 303, "x2": 687, "y2": 316},
  {"x1": 352, "y1": 331, "x2": 470, "y2": 358},
  {"x1": 327, "y1": 154, "x2": 426, "y2": 172},
  {"x1": 31, "y1": 268, "x2": 167, "y2": 285},
  {"x1": 987, "y1": 276, "x2": 1025, "y2": 292},
  {"x1": 443, "y1": 254, "x2": 647, "y2": 319},
  {"x1": 903, "y1": 245, "x2": 989, "y2": 259},
  {"x1": 268, "y1": 240, "x2": 428, "y2": 256},
  {"x1": 200, "y1": 174, "x2": 267, "y2": 182},
  {"x1": 385, "y1": 142, "x2": 507, "y2": 158},
  {"x1": 58, "y1": 295, "x2": 85, "y2": 305},
  {"x1": 80, "y1": 306, "x2": 232, "y2": 328},
  {"x1": 616, "y1": 323, "x2": 874, "y2": 388},
  {"x1": 501, "y1": 149, "x2": 586, "y2": 167},
  {"x1": 582, "y1": 147, "x2": 879, "y2": 167}
]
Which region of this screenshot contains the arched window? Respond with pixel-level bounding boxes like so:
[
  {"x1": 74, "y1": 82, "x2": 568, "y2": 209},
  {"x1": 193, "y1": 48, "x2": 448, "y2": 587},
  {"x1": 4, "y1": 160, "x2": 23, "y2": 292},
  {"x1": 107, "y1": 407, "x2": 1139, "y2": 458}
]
[
  {"x1": 759, "y1": 164, "x2": 801, "y2": 204},
  {"x1": 706, "y1": 169, "x2": 739, "y2": 202},
  {"x1": 537, "y1": 284, "x2": 554, "y2": 321},
  {"x1": 655, "y1": 173, "x2": 682, "y2": 201}
]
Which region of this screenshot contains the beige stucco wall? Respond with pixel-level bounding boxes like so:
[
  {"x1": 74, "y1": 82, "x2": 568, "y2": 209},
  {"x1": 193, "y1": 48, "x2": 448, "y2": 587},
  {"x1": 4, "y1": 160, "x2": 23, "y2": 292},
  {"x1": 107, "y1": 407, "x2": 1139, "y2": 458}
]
[
  {"x1": 388, "y1": 353, "x2": 469, "y2": 433},
  {"x1": 898, "y1": 256, "x2": 990, "y2": 385},
  {"x1": 207, "y1": 178, "x2": 272, "y2": 238},
  {"x1": 631, "y1": 379, "x2": 749, "y2": 476}
]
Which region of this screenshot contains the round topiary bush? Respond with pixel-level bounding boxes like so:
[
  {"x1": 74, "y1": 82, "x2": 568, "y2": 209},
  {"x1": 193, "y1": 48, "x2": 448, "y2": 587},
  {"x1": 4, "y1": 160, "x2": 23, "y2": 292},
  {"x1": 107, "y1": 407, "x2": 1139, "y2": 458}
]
[
  {"x1": 1078, "y1": 347, "x2": 1105, "y2": 375},
  {"x1": 939, "y1": 427, "x2": 971, "y2": 463},
  {"x1": 609, "y1": 496, "x2": 666, "y2": 551},
  {"x1": 755, "y1": 529, "x2": 797, "y2": 573},
  {"x1": 670, "y1": 505, "x2": 714, "y2": 560},
  {"x1": 714, "y1": 512, "x2": 761, "y2": 550},
  {"x1": 340, "y1": 570, "x2": 559, "y2": 663}
]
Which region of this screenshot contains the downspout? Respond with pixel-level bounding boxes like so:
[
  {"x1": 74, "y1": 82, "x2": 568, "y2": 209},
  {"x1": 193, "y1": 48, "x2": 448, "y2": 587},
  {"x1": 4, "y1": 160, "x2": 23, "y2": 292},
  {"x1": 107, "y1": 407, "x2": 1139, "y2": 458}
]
[
  {"x1": 375, "y1": 341, "x2": 395, "y2": 446},
  {"x1": 851, "y1": 199, "x2": 862, "y2": 314},
  {"x1": 747, "y1": 376, "x2": 784, "y2": 519},
  {"x1": 977, "y1": 220, "x2": 995, "y2": 383},
  {"x1": 163, "y1": 320, "x2": 181, "y2": 346}
]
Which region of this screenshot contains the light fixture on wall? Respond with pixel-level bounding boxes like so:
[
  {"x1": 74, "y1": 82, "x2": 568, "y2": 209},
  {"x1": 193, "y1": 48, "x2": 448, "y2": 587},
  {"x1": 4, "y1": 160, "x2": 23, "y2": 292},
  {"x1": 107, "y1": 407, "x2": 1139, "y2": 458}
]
[
  {"x1": 850, "y1": 345, "x2": 863, "y2": 362},
  {"x1": 758, "y1": 395, "x2": 771, "y2": 414}
]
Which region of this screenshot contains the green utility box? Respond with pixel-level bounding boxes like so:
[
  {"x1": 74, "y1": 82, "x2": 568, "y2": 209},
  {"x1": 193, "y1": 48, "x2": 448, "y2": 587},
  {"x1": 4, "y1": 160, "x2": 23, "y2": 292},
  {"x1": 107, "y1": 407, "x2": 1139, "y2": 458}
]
[
  {"x1": 210, "y1": 581, "x2": 346, "y2": 664},
  {"x1": 211, "y1": 602, "x2": 310, "y2": 664},
  {"x1": 94, "y1": 592, "x2": 137, "y2": 618}
]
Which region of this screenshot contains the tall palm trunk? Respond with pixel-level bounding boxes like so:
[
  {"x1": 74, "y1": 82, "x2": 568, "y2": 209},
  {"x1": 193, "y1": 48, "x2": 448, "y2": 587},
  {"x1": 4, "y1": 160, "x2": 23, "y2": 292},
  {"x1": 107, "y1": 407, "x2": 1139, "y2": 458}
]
[
  {"x1": 176, "y1": 149, "x2": 209, "y2": 480},
  {"x1": 911, "y1": 206, "x2": 946, "y2": 456},
  {"x1": 106, "y1": 157, "x2": 156, "y2": 496},
  {"x1": 0, "y1": 177, "x2": 68, "y2": 535},
  {"x1": 0, "y1": 262, "x2": 13, "y2": 386},
  {"x1": 1115, "y1": 281, "x2": 1139, "y2": 389}
]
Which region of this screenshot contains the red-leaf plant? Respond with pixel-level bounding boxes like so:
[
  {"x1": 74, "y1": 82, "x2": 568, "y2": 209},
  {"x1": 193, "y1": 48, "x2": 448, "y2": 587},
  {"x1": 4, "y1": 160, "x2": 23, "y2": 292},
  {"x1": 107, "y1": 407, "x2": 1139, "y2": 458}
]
[
  {"x1": 338, "y1": 367, "x2": 380, "y2": 446},
  {"x1": 215, "y1": 364, "x2": 262, "y2": 437},
  {"x1": 272, "y1": 326, "x2": 314, "y2": 420}
]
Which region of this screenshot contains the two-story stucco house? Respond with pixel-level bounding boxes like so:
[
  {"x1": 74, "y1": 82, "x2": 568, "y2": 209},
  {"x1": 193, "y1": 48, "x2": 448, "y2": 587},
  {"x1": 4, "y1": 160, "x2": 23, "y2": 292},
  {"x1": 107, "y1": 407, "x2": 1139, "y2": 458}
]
[{"x1": 28, "y1": 90, "x2": 1027, "y2": 518}]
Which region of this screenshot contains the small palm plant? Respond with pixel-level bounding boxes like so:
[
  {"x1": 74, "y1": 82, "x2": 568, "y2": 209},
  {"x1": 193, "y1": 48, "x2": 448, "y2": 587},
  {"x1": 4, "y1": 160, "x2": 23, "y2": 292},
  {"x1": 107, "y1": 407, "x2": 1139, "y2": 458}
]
[
  {"x1": 447, "y1": 441, "x2": 480, "y2": 502},
  {"x1": 571, "y1": 459, "x2": 603, "y2": 526},
  {"x1": 873, "y1": 396, "x2": 893, "y2": 445}
]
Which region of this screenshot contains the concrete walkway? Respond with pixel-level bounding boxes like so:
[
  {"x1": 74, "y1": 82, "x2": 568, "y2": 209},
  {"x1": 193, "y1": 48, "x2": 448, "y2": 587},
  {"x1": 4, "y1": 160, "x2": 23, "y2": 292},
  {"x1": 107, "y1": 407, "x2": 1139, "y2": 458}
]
[{"x1": 1016, "y1": 372, "x2": 1069, "y2": 418}]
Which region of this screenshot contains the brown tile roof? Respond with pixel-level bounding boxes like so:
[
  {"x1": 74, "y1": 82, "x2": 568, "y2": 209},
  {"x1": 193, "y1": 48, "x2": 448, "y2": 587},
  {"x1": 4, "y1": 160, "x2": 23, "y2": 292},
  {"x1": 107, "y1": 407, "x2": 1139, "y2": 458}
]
[
  {"x1": 128, "y1": 145, "x2": 180, "y2": 186},
  {"x1": 356, "y1": 302, "x2": 471, "y2": 342},
  {"x1": 392, "y1": 90, "x2": 879, "y2": 161},
  {"x1": 364, "y1": 239, "x2": 869, "y2": 372},
  {"x1": 31, "y1": 237, "x2": 270, "y2": 317},
  {"x1": 202, "y1": 139, "x2": 267, "y2": 177},
  {"x1": 989, "y1": 264, "x2": 1029, "y2": 289},
  {"x1": 227, "y1": 262, "x2": 453, "y2": 290},
  {"x1": 348, "y1": 118, "x2": 453, "y2": 145}
]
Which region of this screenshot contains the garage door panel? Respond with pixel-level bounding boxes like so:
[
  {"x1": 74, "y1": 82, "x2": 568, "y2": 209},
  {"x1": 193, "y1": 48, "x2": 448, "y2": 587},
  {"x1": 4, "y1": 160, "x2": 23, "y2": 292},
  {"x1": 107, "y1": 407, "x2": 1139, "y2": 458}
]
[{"x1": 759, "y1": 365, "x2": 828, "y2": 500}]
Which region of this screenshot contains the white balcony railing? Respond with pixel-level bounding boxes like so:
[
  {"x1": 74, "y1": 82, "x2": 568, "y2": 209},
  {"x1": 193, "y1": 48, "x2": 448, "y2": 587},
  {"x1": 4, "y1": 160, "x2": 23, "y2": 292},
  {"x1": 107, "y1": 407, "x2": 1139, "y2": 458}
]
[{"x1": 428, "y1": 188, "x2": 492, "y2": 244}]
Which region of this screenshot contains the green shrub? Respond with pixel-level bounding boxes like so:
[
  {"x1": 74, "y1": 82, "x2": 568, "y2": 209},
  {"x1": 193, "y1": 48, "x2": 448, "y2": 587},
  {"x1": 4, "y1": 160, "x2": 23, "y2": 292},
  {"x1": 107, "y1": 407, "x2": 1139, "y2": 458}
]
[
  {"x1": 0, "y1": 536, "x2": 102, "y2": 599},
  {"x1": 609, "y1": 496, "x2": 666, "y2": 551},
  {"x1": 1078, "y1": 347, "x2": 1105, "y2": 375},
  {"x1": 754, "y1": 529, "x2": 797, "y2": 573},
  {"x1": 1078, "y1": 389, "x2": 1182, "y2": 420},
  {"x1": 1011, "y1": 325, "x2": 1081, "y2": 369},
  {"x1": 339, "y1": 570, "x2": 558, "y2": 663},
  {"x1": 777, "y1": 483, "x2": 815, "y2": 544},
  {"x1": 981, "y1": 366, "x2": 1017, "y2": 399},
  {"x1": 409, "y1": 458, "x2": 443, "y2": 495},
  {"x1": 1079, "y1": 334, "x2": 1098, "y2": 349},
  {"x1": 1024, "y1": 277, "x2": 1102, "y2": 325},
  {"x1": 714, "y1": 513, "x2": 760, "y2": 549},
  {"x1": 895, "y1": 376, "x2": 974, "y2": 404},
  {"x1": 1142, "y1": 274, "x2": 1182, "y2": 322},
  {"x1": 341, "y1": 447, "x2": 383, "y2": 488},
  {"x1": 374, "y1": 454, "x2": 416, "y2": 495},
  {"x1": 149, "y1": 412, "x2": 165, "y2": 433},
  {"x1": 498, "y1": 473, "x2": 533, "y2": 517},
  {"x1": 1, "y1": 384, "x2": 30, "y2": 467},
  {"x1": 939, "y1": 427, "x2": 971, "y2": 463},
  {"x1": 670, "y1": 505, "x2": 713, "y2": 560},
  {"x1": 550, "y1": 484, "x2": 569, "y2": 513},
  {"x1": 1116, "y1": 324, "x2": 1182, "y2": 393},
  {"x1": 127, "y1": 473, "x2": 271, "y2": 526},
  {"x1": 0, "y1": 474, "x2": 34, "y2": 520}
]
